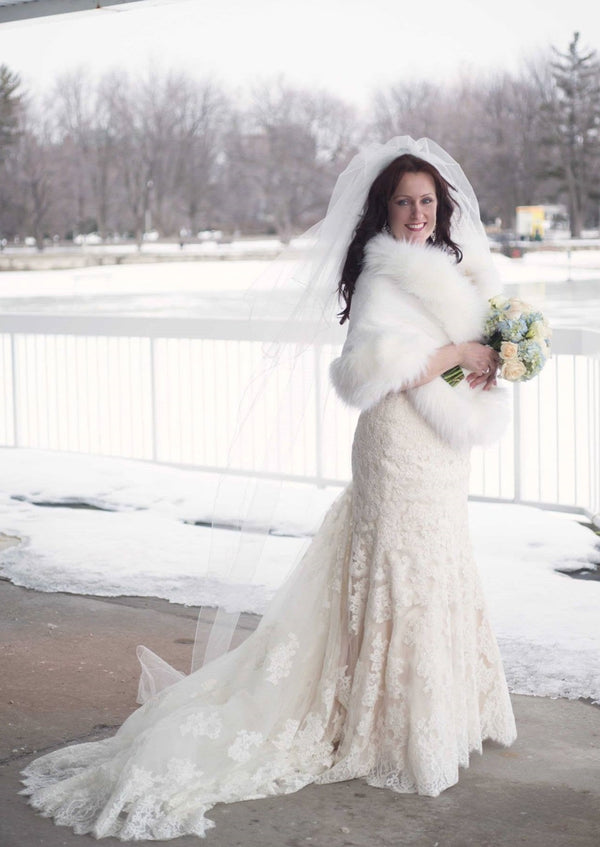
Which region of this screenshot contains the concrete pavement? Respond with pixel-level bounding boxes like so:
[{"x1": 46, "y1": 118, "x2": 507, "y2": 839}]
[{"x1": 1, "y1": 579, "x2": 599, "y2": 846}]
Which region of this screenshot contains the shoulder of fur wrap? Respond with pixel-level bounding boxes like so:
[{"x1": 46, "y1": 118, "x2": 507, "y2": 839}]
[
  {"x1": 350, "y1": 233, "x2": 493, "y2": 353},
  {"x1": 362, "y1": 231, "x2": 502, "y2": 302},
  {"x1": 329, "y1": 232, "x2": 510, "y2": 451}
]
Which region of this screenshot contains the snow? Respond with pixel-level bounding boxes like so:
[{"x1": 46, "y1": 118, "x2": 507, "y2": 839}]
[
  {"x1": 494, "y1": 248, "x2": 600, "y2": 285},
  {"x1": 1, "y1": 447, "x2": 599, "y2": 704},
  {"x1": 1, "y1": 237, "x2": 307, "y2": 261},
  {"x1": 0, "y1": 258, "x2": 268, "y2": 299},
  {"x1": 0, "y1": 448, "x2": 339, "y2": 608}
]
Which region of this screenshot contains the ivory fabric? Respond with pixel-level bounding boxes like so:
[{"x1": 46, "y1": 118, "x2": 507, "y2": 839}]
[{"x1": 21, "y1": 236, "x2": 516, "y2": 840}]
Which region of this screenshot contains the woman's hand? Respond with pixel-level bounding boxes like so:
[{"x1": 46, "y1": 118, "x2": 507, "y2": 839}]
[{"x1": 457, "y1": 342, "x2": 499, "y2": 391}]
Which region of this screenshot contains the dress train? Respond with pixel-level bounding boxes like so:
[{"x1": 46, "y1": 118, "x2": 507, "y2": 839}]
[{"x1": 21, "y1": 391, "x2": 516, "y2": 840}]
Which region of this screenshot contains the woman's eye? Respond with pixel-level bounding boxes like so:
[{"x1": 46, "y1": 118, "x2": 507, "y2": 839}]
[{"x1": 423, "y1": 197, "x2": 433, "y2": 204}]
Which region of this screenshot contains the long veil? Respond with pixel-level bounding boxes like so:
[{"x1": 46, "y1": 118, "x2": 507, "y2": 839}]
[{"x1": 136, "y1": 136, "x2": 496, "y2": 701}]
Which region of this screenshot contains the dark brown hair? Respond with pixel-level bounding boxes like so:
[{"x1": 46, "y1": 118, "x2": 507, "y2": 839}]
[{"x1": 337, "y1": 153, "x2": 463, "y2": 324}]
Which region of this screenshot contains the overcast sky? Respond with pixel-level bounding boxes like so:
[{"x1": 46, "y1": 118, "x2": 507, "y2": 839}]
[{"x1": 0, "y1": 0, "x2": 598, "y2": 108}]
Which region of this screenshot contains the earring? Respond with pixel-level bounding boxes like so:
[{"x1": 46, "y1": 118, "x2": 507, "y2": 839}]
[{"x1": 384, "y1": 222, "x2": 392, "y2": 234}]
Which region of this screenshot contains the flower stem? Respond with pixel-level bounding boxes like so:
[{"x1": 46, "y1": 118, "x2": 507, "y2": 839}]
[{"x1": 441, "y1": 364, "x2": 465, "y2": 387}]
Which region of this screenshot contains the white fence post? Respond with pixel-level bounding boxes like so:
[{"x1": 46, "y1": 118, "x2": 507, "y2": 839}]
[
  {"x1": 10, "y1": 333, "x2": 19, "y2": 447},
  {"x1": 150, "y1": 336, "x2": 158, "y2": 462},
  {"x1": 512, "y1": 380, "x2": 521, "y2": 503}
]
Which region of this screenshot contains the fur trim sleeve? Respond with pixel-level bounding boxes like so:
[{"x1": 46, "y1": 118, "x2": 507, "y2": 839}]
[
  {"x1": 329, "y1": 328, "x2": 438, "y2": 411},
  {"x1": 408, "y1": 378, "x2": 511, "y2": 452}
]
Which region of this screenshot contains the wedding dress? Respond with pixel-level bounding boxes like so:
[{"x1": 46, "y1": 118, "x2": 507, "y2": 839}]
[
  {"x1": 20, "y1": 386, "x2": 516, "y2": 840},
  {"x1": 20, "y1": 137, "x2": 517, "y2": 840}
]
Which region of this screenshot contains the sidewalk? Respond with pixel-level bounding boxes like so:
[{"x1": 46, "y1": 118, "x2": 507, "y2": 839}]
[{"x1": 1, "y1": 578, "x2": 599, "y2": 846}]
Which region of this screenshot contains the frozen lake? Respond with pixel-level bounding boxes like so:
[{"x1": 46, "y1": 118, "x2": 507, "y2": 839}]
[{"x1": 0, "y1": 251, "x2": 599, "y2": 330}]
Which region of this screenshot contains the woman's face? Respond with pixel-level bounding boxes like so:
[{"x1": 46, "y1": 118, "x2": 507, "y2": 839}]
[{"x1": 387, "y1": 171, "x2": 438, "y2": 245}]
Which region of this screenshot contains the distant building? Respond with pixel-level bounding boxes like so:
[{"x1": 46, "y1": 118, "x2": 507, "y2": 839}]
[{"x1": 516, "y1": 205, "x2": 568, "y2": 240}]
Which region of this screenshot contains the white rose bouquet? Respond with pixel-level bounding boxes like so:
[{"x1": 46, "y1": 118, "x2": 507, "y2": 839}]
[{"x1": 483, "y1": 295, "x2": 552, "y2": 381}]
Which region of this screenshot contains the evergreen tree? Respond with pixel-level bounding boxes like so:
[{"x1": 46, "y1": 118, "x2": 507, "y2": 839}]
[
  {"x1": 0, "y1": 64, "x2": 21, "y2": 159},
  {"x1": 544, "y1": 32, "x2": 600, "y2": 237}
]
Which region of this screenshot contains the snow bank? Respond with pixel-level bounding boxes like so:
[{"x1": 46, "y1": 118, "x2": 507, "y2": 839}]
[{"x1": 1, "y1": 448, "x2": 599, "y2": 702}]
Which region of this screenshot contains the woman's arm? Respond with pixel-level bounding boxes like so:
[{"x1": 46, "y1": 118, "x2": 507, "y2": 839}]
[{"x1": 405, "y1": 342, "x2": 499, "y2": 390}]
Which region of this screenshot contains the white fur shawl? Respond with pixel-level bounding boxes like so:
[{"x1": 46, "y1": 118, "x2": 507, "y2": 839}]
[{"x1": 329, "y1": 232, "x2": 511, "y2": 451}]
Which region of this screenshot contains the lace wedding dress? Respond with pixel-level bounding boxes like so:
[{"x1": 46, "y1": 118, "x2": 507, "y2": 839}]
[{"x1": 21, "y1": 390, "x2": 517, "y2": 840}]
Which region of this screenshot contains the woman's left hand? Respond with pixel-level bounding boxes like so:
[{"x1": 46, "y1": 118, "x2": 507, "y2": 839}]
[
  {"x1": 466, "y1": 352, "x2": 499, "y2": 391},
  {"x1": 466, "y1": 370, "x2": 498, "y2": 391}
]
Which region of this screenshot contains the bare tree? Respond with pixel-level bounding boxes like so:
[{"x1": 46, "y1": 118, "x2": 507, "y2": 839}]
[
  {"x1": 372, "y1": 80, "x2": 447, "y2": 145},
  {"x1": 226, "y1": 79, "x2": 358, "y2": 240},
  {"x1": 16, "y1": 100, "x2": 55, "y2": 249},
  {"x1": 103, "y1": 73, "x2": 156, "y2": 246},
  {"x1": 462, "y1": 70, "x2": 548, "y2": 228},
  {"x1": 134, "y1": 71, "x2": 184, "y2": 236},
  {"x1": 52, "y1": 69, "x2": 118, "y2": 239},
  {"x1": 170, "y1": 77, "x2": 229, "y2": 235}
]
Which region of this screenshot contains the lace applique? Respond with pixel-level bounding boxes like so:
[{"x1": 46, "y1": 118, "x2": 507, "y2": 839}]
[
  {"x1": 272, "y1": 719, "x2": 300, "y2": 750},
  {"x1": 363, "y1": 632, "x2": 386, "y2": 706},
  {"x1": 336, "y1": 668, "x2": 352, "y2": 709},
  {"x1": 348, "y1": 576, "x2": 368, "y2": 635},
  {"x1": 265, "y1": 632, "x2": 299, "y2": 684},
  {"x1": 179, "y1": 708, "x2": 222, "y2": 739},
  {"x1": 321, "y1": 681, "x2": 336, "y2": 709},
  {"x1": 227, "y1": 730, "x2": 264, "y2": 763},
  {"x1": 386, "y1": 654, "x2": 406, "y2": 699},
  {"x1": 297, "y1": 712, "x2": 325, "y2": 745},
  {"x1": 372, "y1": 584, "x2": 392, "y2": 623},
  {"x1": 165, "y1": 757, "x2": 204, "y2": 785},
  {"x1": 295, "y1": 713, "x2": 333, "y2": 769},
  {"x1": 127, "y1": 764, "x2": 155, "y2": 797}
]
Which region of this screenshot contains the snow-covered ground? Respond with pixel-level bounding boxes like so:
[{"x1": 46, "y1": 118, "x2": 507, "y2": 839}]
[
  {"x1": 1, "y1": 448, "x2": 599, "y2": 704},
  {"x1": 2, "y1": 238, "x2": 291, "y2": 258},
  {"x1": 494, "y1": 247, "x2": 600, "y2": 283}
]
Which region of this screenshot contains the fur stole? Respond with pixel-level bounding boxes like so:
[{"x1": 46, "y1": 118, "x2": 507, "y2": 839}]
[{"x1": 329, "y1": 232, "x2": 511, "y2": 451}]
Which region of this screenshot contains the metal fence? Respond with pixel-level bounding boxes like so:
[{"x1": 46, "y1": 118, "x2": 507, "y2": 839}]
[{"x1": 1, "y1": 315, "x2": 598, "y2": 528}]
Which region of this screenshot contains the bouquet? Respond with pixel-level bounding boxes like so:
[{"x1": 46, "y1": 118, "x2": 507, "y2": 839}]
[
  {"x1": 483, "y1": 295, "x2": 551, "y2": 381},
  {"x1": 442, "y1": 296, "x2": 551, "y2": 386}
]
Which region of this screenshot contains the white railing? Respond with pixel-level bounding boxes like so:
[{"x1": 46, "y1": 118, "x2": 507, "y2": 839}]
[{"x1": 0, "y1": 315, "x2": 598, "y2": 528}]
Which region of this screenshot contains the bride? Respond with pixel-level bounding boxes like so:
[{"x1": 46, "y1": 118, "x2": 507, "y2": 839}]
[{"x1": 21, "y1": 137, "x2": 517, "y2": 840}]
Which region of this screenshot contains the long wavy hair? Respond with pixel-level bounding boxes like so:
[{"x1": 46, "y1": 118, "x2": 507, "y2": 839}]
[{"x1": 337, "y1": 154, "x2": 463, "y2": 324}]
